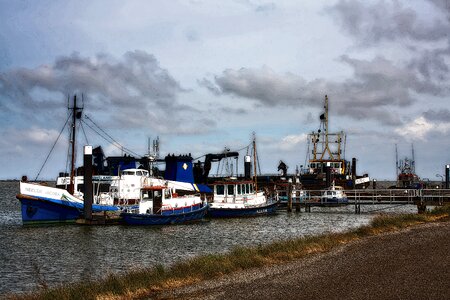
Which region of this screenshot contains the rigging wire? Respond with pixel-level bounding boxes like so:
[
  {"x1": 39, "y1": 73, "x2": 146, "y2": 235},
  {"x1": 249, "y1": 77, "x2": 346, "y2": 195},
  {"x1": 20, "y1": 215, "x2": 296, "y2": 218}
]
[
  {"x1": 80, "y1": 120, "x2": 89, "y2": 145},
  {"x1": 84, "y1": 115, "x2": 141, "y2": 157},
  {"x1": 81, "y1": 118, "x2": 141, "y2": 157},
  {"x1": 34, "y1": 113, "x2": 72, "y2": 181},
  {"x1": 304, "y1": 137, "x2": 310, "y2": 171}
]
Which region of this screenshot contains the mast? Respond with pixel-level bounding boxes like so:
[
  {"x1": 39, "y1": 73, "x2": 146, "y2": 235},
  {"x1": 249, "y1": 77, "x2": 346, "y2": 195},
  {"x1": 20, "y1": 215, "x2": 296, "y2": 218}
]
[
  {"x1": 253, "y1": 133, "x2": 258, "y2": 193},
  {"x1": 395, "y1": 144, "x2": 399, "y2": 187},
  {"x1": 321, "y1": 95, "x2": 334, "y2": 160},
  {"x1": 69, "y1": 95, "x2": 82, "y2": 195},
  {"x1": 411, "y1": 143, "x2": 415, "y2": 174}
]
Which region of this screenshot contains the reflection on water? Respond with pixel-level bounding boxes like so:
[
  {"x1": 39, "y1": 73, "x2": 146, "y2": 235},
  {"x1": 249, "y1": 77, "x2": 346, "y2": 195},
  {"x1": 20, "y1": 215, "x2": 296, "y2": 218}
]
[{"x1": 0, "y1": 182, "x2": 418, "y2": 295}]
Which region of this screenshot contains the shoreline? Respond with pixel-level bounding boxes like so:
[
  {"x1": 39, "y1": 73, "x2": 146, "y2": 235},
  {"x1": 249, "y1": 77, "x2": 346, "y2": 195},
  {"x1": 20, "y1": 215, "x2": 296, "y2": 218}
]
[
  {"x1": 158, "y1": 222, "x2": 450, "y2": 299},
  {"x1": 9, "y1": 207, "x2": 450, "y2": 300}
]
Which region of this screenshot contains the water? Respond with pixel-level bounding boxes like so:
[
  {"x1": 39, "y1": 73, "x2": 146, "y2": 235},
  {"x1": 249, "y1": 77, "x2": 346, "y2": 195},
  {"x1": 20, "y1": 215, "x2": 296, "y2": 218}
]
[{"x1": 0, "y1": 182, "x2": 418, "y2": 296}]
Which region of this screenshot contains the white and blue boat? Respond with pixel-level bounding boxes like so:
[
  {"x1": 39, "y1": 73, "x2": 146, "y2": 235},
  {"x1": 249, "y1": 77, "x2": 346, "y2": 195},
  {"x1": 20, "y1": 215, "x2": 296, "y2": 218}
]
[
  {"x1": 320, "y1": 184, "x2": 348, "y2": 204},
  {"x1": 120, "y1": 185, "x2": 208, "y2": 225},
  {"x1": 16, "y1": 181, "x2": 120, "y2": 225},
  {"x1": 207, "y1": 180, "x2": 278, "y2": 218}
]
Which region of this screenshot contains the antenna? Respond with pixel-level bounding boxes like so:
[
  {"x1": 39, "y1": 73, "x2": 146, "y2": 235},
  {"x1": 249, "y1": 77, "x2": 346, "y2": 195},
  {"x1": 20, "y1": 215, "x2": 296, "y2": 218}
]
[{"x1": 395, "y1": 144, "x2": 399, "y2": 186}]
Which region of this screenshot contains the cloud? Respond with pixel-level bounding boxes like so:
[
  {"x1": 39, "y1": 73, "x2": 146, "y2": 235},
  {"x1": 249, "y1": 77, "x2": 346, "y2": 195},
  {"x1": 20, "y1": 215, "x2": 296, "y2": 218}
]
[
  {"x1": 0, "y1": 126, "x2": 65, "y2": 157},
  {"x1": 201, "y1": 54, "x2": 441, "y2": 125},
  {"x1": 327, "y1": 0, "x2": 450, "y2": 93},
  {"x1": 326, "y1": 0, "x2": 450, "y2": 45},
  {"x1": 423, "y1": 109, "x2": 450, "y2": 121},
  {"x1": 395, "y1": 116, "x2": 450, "y2": 140},
  {"x1": 0, "y1": 50, "x2": 215, "y2": 134},
  {"x1": 279, "y1": 133, "x2": 307, "y2": 151}
]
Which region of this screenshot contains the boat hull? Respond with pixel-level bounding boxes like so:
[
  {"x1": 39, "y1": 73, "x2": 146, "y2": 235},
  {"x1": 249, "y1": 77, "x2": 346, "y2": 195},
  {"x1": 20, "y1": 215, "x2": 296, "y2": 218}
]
[
  {"x1": 207, "y1": 201, "x2": 278, "y2": 218},
  {"x1": 120, "y1": 204, "x2": 208, "y2": 225},
  {"x1": 17, "y1": 194, "x2": 119, "y2": 225}
]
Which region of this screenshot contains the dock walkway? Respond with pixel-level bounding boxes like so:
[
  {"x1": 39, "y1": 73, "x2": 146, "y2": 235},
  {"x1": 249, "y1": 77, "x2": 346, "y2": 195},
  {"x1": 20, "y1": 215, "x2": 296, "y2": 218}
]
[{"x1": 282, "y1": 189, "x2": 450, "y2": 213}]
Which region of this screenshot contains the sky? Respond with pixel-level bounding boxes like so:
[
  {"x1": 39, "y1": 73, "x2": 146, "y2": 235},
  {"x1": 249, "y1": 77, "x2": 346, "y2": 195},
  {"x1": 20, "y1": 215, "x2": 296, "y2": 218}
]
[{"x1": 0, "y1": 0, "x2": 449, "y2": 181}]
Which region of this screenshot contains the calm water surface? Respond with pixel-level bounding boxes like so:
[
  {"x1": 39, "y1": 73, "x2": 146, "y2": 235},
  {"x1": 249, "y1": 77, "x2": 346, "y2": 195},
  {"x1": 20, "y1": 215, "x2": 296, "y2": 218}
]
[{"x1": 0, "y1": 181, "x2": 417, "y2": 296}]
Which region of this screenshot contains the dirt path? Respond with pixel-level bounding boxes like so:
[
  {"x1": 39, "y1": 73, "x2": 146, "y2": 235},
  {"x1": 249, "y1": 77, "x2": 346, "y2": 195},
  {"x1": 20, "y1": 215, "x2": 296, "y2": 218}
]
[{"x1": 155, "y1": 222, "x2": 450, "y2": 300}]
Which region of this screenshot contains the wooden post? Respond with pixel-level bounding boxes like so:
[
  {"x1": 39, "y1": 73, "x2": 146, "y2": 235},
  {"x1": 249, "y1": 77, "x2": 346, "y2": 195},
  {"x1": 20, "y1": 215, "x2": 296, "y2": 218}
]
[
  {"x1": 83, "y1": 145, "x2": 93, "y2": 221},
  {"x1": 287, "y1": 182, "x2": 293, "y2": 212},
  {"x1": 445, "y1": 164, "x2": 449, "y2": 189}
]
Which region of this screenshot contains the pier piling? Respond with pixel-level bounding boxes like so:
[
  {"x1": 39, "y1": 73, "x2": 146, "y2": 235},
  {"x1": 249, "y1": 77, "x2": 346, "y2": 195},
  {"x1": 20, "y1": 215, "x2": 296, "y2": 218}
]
[
  {"x1": 287, "y1": 182, "x2": 293, "y2": 212},
  {"x1": 83, "y1": 145, "x2": 93, "y2": 221},
  {"x1": 445, "y1": 164, "x2": 449, "y2": 189}
]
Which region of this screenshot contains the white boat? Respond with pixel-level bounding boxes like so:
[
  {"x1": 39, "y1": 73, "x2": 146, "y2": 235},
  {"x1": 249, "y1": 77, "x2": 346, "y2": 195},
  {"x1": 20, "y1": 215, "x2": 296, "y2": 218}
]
[
  {"x1": 208, "y1": 179, "x2": 278, "y2": 217},
  {"x1": 321, "y1": 183, "x2": 348, "y2": 204},
  {"x1": 17, "y1": 181, "x2": 120, "y2": 224},
  {"x1": 120, "y1": 184, "x2": 208, "y2": 225}
]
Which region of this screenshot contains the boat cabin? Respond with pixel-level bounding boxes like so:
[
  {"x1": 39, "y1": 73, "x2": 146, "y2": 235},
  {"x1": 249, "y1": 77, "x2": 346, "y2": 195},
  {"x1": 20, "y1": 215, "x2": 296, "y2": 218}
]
[
  {"x1": 309, "y1": 160, "x2": 346, "y2": 175},
  {"x1": 139, "y1": 186, "x2": 171, "y2": 214},
  {"x1": 214, "y1": 181, "x2": 254, "y2": 195},
  {"x1": 211, "y1": 181, "x2": 258, "y2": 203}
]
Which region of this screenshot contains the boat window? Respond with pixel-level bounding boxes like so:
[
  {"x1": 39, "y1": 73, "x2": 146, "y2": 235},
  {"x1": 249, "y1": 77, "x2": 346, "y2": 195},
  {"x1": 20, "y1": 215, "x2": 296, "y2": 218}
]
[
  {"x1": 249, "y1": 184, "x2": 254, "y2": 193},
  {"x1": 142, "y1": 191, "x2": 152, "y2": 200},
  {"x1": 216, "y1": 185, "x2": 225, "y2": 195},
  {"x1": 136, "y1": 171, "x2": 143, "y2": 176},
  {"x1": 244, "y1": 184, "x2": 249, "y2": 194},
  {"x1": 227, "y1": 184, "x2": 234, "y2": 195},
  {"x1": 237, "y1": 184, "x2": 242, "y2": 194}
]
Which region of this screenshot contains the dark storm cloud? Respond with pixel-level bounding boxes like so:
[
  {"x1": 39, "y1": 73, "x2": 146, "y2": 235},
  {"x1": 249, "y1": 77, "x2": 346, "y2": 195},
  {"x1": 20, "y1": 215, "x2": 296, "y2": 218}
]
[
  {"x1": 326, "y1": 0, "x2": 450, "y2": 45},
  {"x1": 199, "y1": 66, "x2": 325, "y2": 107},
  {"x1": 327, "y1": 0, "x2": 450, "y2": 92},
  {"x1": 0, "y1": 51, "x2": 213, "y2": 134},
  {"x1": 423, "y1": 109, "x2": 450, "y2": 121},
  {"x1": 199, "y1": 0, "x2": 450, "y2": 126},
  {"x1": 200, "y1": 55, "x2": 433, "y2": 125}
]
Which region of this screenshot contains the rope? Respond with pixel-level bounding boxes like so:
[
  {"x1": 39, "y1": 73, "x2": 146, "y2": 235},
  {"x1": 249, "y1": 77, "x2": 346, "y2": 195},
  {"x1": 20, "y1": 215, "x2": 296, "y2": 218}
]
[{"x1": 34, "y1": 113, "x2": 72, "y2": 181}]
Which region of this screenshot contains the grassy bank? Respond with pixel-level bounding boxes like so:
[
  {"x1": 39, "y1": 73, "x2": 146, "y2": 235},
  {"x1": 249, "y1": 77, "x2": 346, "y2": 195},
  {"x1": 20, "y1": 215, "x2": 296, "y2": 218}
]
[{"x1": 10, "y1": 205, "x2": 450, "y2": 300}]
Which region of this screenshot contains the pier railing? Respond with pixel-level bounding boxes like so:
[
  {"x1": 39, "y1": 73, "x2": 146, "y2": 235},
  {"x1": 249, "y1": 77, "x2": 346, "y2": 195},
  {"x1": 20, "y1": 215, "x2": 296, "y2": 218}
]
[{"x1": 282, "y1": 189, "x2": 450, "y2": 213}]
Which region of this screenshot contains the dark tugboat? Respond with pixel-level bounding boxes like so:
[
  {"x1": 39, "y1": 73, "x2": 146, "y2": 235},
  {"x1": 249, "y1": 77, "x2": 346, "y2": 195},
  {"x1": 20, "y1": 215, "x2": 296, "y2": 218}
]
[{"x1": 300, "y1": 95, "x2": 369, "y2": 189}]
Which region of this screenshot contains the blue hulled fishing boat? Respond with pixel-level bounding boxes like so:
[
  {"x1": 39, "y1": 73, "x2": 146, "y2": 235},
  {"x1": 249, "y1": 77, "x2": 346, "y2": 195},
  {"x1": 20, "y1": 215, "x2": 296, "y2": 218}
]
[
  {"x1": 17, "y1": 181, "x2": 119, "y2": 224},
  {"x1": 120, "y1": 185, "x2": 208, "y2": 225}
]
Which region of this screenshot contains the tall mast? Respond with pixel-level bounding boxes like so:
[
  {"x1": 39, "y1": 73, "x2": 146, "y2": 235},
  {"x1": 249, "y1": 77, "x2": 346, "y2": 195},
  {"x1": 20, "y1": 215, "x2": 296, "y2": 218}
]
[
  {"x1": 253, "y1": 133, "x2": 258, "y2": 193},
  {"x1": 395, "y1": 144, "x2": 399, "y2": 187},
  {"x1": 320, "y1": 95, "x2": 334, "y2": 160},
  {"x1": 69, "y1": 95, "x2": 81, "y2": 195},
  {"x1": 411, "y1": 143, "x2": 415, "y2": 174}
]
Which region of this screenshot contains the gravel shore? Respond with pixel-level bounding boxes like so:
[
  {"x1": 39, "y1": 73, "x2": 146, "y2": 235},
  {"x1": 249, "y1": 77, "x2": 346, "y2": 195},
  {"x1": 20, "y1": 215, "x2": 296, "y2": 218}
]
[{"x1": 155, "y1": 222, "x2": 450, "y2": 300}]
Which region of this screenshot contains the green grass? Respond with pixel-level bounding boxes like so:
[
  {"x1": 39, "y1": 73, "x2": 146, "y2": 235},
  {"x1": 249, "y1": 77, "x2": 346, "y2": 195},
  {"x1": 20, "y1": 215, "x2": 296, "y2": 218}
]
[{"x1": 9, "y1": 205, "x2": 450, "y2": 300}]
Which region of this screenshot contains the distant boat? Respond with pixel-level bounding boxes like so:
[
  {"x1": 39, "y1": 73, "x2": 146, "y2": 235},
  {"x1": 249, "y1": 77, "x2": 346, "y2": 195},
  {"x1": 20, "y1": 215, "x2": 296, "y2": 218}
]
[
  {"x1": 207, "y1": 179, "x2": 278, "y2": 218},
  {"x1": 320, "y1": 183, "x2": 348, "y2": 204},
  {"x1": 206, "y1": 134, "x2": 279, "y2": 218},
  {"x1": 300, "y1": 95, "x2": 370, "y2": 189},
  {"x1": 120, "y1": 185, "x2": 208, "y2": 225}
]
